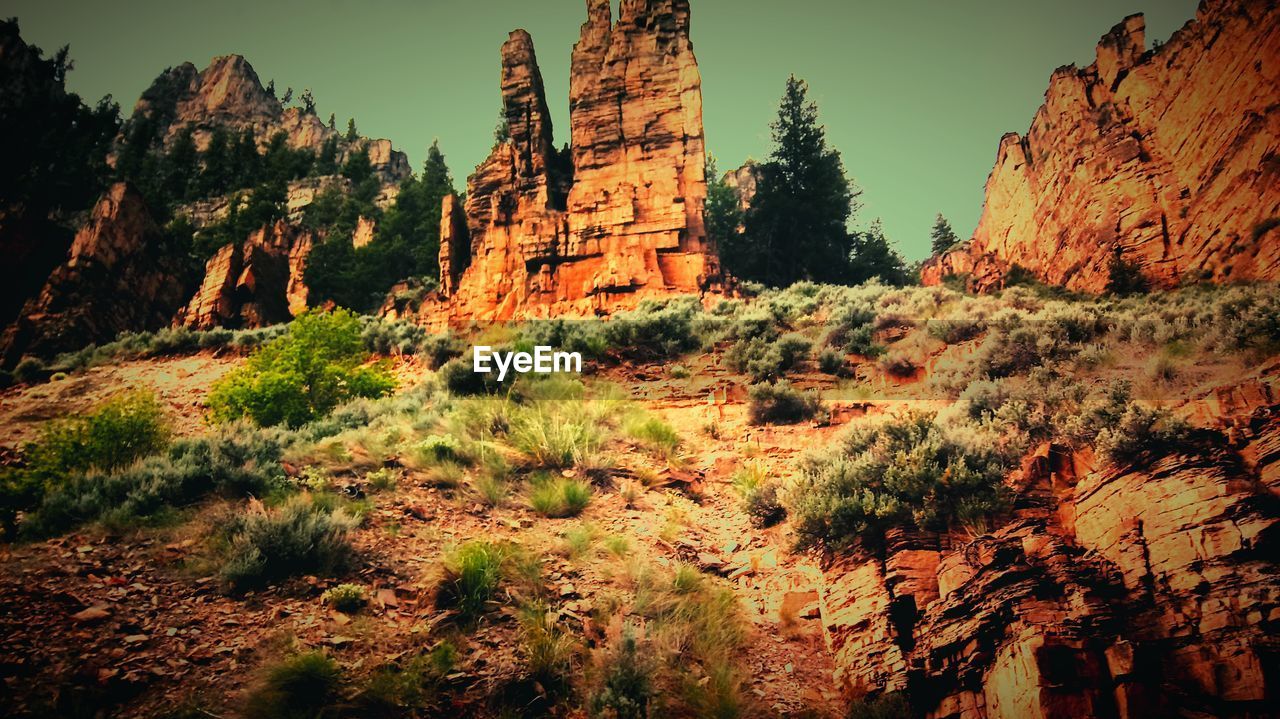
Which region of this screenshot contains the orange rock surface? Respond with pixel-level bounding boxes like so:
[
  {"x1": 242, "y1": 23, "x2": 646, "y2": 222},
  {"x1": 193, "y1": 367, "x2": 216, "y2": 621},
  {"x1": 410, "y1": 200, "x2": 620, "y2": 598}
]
[
  {"x1": 922, "y1": 0, "x2": 1280, "y2": 293},
  {"x1": 0, "y1": 183, "x2": 190, "y2": 363},
  {"x1": 174, "y1": 220, "x2": 313, "y2": 330},
  {"x1": 426, "y1": 0, "x2": 720, "y2": 325}
]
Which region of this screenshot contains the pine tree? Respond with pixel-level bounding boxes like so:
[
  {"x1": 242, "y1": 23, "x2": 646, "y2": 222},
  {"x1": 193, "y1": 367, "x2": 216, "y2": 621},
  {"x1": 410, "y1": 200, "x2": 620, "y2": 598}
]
[
  {"x1": 300, "y1": 88, "x2": 316, "y2": 115},
  {"x1": 734, "y1": 76, "x2": 858, "y2": 286},
  {"x1": 345, "y1": 118, "x2": 358, "y2": 142},
  {"x1": 327, "y1": 113, "x2": 336, "y2": 130},
  {"x1": 704, "y1": 154, "x2": 742, "y2": 250},
  {"x1": 930, "y1": 213, "x2": 959, "y2": 255},
  {"x1": 849, "y1": 219, "x2": 909, "y2": 286},
  {"x1": 162, "y1": 125, "x2": 199, "y2": 203}
]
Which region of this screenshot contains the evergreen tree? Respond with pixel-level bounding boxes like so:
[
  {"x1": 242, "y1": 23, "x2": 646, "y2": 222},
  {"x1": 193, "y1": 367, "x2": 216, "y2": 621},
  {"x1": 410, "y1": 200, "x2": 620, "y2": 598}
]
[
  {"x1": 266, "y1": 79, "x2": 276, "y2": 98},
  {"x1": 230, "y1": 130, "x2": 261, "y2": 188},
  {"x1": 316, "y1": 136, "x2": 340, "y2": 175},
  {"x1": 199, "y1": 127, "x2": 233, "y2": 196},
  {"x1": 340, "y1": 145, "x2": 373, "y2": 185},
  {"x1": 930, "y1": 213, "x2": 959, "y2": 255},
  {"x1": 281, "y1": 87, "x2": 293, "y2": 105},
  {"x1": 704, "y1": 154, "x2": 742, "y2": 250},
  {"x1": 734, "y1": 76, "x2": 858, "y2": 286},
  {"x1": 300, "y1": 88, "x2": 316, "y2": 115},
  {"x1": 162, "y1": 125, "x2": 199, "y2": 203},
  {"x1": 327, "y1": 113, "x2": 336, "y2": 130},
  {"x1": 848, "y1": 219, "x2": 909, "y2": 286},
  {"x1": 345, "y1": 118, "x2": 358, "y2": 142}
]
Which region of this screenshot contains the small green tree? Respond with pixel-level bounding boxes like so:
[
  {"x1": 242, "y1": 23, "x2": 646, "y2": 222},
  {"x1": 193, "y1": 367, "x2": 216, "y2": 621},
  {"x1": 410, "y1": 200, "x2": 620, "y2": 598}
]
[
  {"x1": 732, "y1": 76, "x2": 859, "y2": 286},
  {"x1": 850, "y1": 219, "x2": 909, "y2": 286},
  {"x1": 930, "y1": 213, "x2": 960, "y2": 255},
  {"x1": 207, "y1": 309, "x2": 395, "y2": 427},
  {"x1": 1105, "y1": 249, "x2": 1149, "y2": 295},
  {"x1": 704, "y1": 154, "x2": 743, "y2": 251},
  {"x1": 345, "y1": 118, "x2": 358, "y2": 142}
]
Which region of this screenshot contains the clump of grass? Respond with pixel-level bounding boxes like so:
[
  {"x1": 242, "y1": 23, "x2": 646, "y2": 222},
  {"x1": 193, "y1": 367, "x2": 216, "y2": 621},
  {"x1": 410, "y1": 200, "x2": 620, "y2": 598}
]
[
  {"x1": 747, "y1": 381, "x2": 821, "y2": 426},
  {"x1": 471, "y1": 472, "x2": 509, "y2": 508},
  {"x1": 617, "y1": 478, "x2": 643, "y2": 508},
  {"x1": 561, "y1": 523, "x2": 598, "y2": 560},
  {"x1": 624, "y1": 415, "x2": 682, "y2": 459},
  {"x1": 321, "y1": 583, "x2": 367, "y2": 613},
  {"x1": 528, "y1": 474, "x2": 593, "y2": 518},
  {"x1": 220, "y1": 496, "x2": 358, "y2": 591},
  {"x1": 243, "y1": 651, "x2": 342, "y2": 719},
  {"x1": 519, "y1": 602, "x2": 579, "y2": 688},
  {"x1": 603, "y1": 535, "x2": 632, "y2": 559},
  {"x1": 437, "y1": 541, "x2": 512, "y2": 622},
  {"x1": 421, "y1": 460, "x2": 466, "y2": 489},
  {"x1": 510, "y1": 405, "x2": 606, "y2": 469}
]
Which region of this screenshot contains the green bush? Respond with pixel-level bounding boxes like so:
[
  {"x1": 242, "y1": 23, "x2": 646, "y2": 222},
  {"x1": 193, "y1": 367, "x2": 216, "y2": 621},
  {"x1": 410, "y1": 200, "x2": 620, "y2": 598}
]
[
  {"x1": 791, "y1": 413, "x2": 1010, "y2": 550},
  {"x1": 847, "y1": 692, "x2": 913, "y2": 719},
  {"x1": 817, "y1": 348, "x2": 849, "y2": 376},
  {"x1": 1, "y1": 391, "x2": 170, "y2": 537},
  {"x1": 220, "y1": 496, "x2": 357, "y2": 591},
  {"x1": 528, "y1": 475, "x2": 593, "y2": 518},
  {"x1": 244, "y1": 651, "x2": 342, "y2": 719},
  {"x1": 602, "y1": 297, "x2": 705, "y2": 359},
  {"x1": 745, "y1": 482, "x2": 786, "y2": 528},
  {"x1": 208, "y1": 309, "x2": 395, "y2": 428},
  {"x1": 1095, "y1": 405, "x2": 1192, "y2": 465},
  {"x1": 356, "y1": 642, "x2": 457, "y2": 713},
  {"x1": 726, "y1": 332, "x2": 811, "y2": 381},
  {"x1": 624, "y1": 416, "x2": 681, "y2": 458},
  {"x1": 747, "y1": 381, "x2": 821, "y2": 426}
]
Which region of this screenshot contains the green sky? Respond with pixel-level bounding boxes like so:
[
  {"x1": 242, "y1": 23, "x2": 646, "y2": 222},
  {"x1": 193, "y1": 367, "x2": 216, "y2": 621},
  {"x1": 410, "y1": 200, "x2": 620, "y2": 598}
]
[{"x1": 9, "y1": 0, "x2": 1198, "y2": 260}]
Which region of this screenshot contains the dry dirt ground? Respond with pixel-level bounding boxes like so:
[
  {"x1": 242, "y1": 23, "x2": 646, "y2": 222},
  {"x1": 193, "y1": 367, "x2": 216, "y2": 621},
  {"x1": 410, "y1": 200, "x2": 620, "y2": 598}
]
[{"x1": 0, "y1": 351, "x2": 868, "y2": 717}]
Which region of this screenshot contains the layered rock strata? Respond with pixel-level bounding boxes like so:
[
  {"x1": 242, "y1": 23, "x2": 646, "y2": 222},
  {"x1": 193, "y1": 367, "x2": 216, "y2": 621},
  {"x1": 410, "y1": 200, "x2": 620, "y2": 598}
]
[
  {"x1": 820, "y1": 383, "x2": 1280, "y2": 717},
  {"x1": 428, "y1": 0, "x2": 720, "y2": 324},
  {"x1": 922, "y1": 0, "x2": 1280, "y2": 293},
  {"x1": 174, "y1": 220, "x2": 314, "y2": 330}
]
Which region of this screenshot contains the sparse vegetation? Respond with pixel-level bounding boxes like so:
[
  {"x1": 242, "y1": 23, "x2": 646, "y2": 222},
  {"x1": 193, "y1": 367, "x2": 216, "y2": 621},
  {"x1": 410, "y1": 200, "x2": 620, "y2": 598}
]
[
  {"x1": 220, "y1": 496, "x2": 358, "y2": 591},
  {"x1": 244, "y1": 651, "x2": 342, "y2": 719},
  {"x1": 528, "y1": 475, "x2": 593, "y2": 518},
  {"x1": 321, "y1": 583, "x2": 368, "y2": 613}
]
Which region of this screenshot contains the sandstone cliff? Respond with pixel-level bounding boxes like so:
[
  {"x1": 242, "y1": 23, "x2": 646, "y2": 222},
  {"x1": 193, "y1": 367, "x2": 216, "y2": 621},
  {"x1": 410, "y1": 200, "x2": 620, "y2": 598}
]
[
  {"x1": 0, "y1": 184, "x2": 191, "y2": 365},
  {"x1": 426, "y1": 0, "x2": 720, "y2": 324},
  {"x1": 820, "y1": 371, "x2": 1280, "y2": 717},
  {"x1": 174, "y1": 220, "x2": 314, "y2": 330},
  {"x1": 922, "y1": 0, "x2": 1280, "y2": 293}
]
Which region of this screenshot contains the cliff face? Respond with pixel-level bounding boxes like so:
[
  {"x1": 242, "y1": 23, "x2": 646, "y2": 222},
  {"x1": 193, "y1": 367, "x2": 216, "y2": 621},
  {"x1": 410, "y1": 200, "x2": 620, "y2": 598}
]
[
  {"x1": 820, "y1": 375, "x2": 1280, "y2": 717},
  {"x1": 429, "y1": 0, "x2": 720, "y2": 324},
  {"x1": 0, "y1": 184, "x2": 190, "y2": 364},
  {"x1": 922, "y1": 0, "x2": 1280, "y2": 293},
  {"x1": 174, "y1": 220, "x2": 314, "y2": 330},
  {"x1": 128, "y1": 55, "x2": 411, "y2": 185}
]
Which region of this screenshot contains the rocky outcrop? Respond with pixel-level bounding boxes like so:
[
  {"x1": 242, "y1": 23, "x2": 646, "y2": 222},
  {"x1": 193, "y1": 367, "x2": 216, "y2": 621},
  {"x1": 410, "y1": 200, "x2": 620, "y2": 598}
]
[
  {"x1": 126, "y1": 55, "x2": 410, "y2": 185},
  {"x1": 723, "y1": 160, "x2": 760, "y2": 214},
  {"x1": 424, "y1": 0, "x2": 720, "y2": 325},
  {"x1": 0, "y1": 184, "x2": 191, "y2": 364},
  {"x1": 922, "y1": 0, "x2": 1280, "y2": 293},
  {"x1": 820, "y1": 391, "x2": 1280, "y2": 717},
  {"x1": 174, "y1": 220, "x2": 313, "y2": 330}
]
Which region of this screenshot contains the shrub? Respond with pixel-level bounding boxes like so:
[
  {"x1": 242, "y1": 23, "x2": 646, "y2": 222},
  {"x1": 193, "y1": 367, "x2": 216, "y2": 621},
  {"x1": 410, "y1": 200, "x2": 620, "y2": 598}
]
[
  {"x1": 877, "y1": 349, "x2": 917, "y2": 377},
  {"x1": 747, "y1": 381, "x2": 820, "y2": 426},
  {"x1": 928, "y1": 318, "x2": 984, "y2": 345},
  {"x1": 207, "y1": 309, "x2": 395, "y2": 428},
  {"x1": 791, "y1": 412, "x2": 1011, "y2": 550},
  {"x1": 745, "y1": 482, "x2": 786, "y2": 528},
  {"x1": 244, "y1": 651, "x2": 342, "y2": 719},
  {"x1": 2, "y1": 391, "x2": 170, "y2": 537},
  {"x1": 817, "y1": 348, "x2": 849, "y2": 376},
  {"x1": 356, "y1": 642, "x2": 457, "y2": 712},
  {"x1": 437, "y1": 540, "x2": 510, "y2": 622},
  {"x1": 322, "y1": 583, "x2": 367, "y2": 613},
  {"x1": 528, "y1": 475, "x2": 593, "y2": 518},
  {"x1": 847, "y1": 692, "x2": 912, "y2": 719},
  {"x1": 726, "y1": 333, "x2": 811, "y2": 381},
  {"x1": 220, "y1": 497, "x2": 357, "y2": 591},
  {"x1": 364, "y1": 467, "x2": 397, "y2": 493},
  {"x1": 602, "y1": 297, "x2": 704, "y2": 359},
  {"x1": 590, "y1": 628, "x2": 654, "y2": 719},
  {"x1": 22, "y1": 423, "x2": 289, "y2": 537},
  {"x1": 1095, "y1": 405, "x2": 1191, "y2": 465}
]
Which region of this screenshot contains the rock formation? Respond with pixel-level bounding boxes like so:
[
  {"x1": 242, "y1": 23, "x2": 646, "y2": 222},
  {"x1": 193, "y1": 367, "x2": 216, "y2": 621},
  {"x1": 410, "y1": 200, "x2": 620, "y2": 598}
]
[
  {"x1": 0, "y1": 184, "x2": 190, "y2": 364},
  {"x1": 723, "y1": 160, "x2": 760, "y2": 214},
  {"x1": 128, "y1": 55, "x2": 410, "y2": 184},
  {"x1": 922, "y1": 0, "x2": 1280, "y2": 293},
  {"x1": 427, "y1": 0, "x2": 720, "y2": 324},
  {"x1": 820, "y1": 373, "x2": 1280, "y2": 717},
  {"x1": 174, "y1": 220, "x2": 314, "y2": 330}
]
